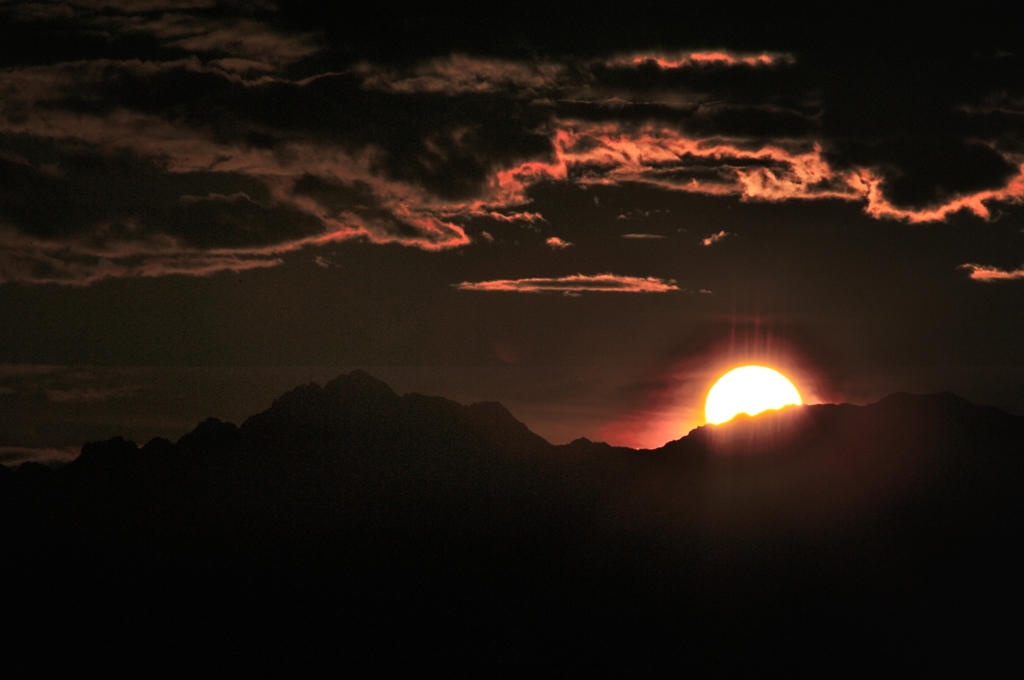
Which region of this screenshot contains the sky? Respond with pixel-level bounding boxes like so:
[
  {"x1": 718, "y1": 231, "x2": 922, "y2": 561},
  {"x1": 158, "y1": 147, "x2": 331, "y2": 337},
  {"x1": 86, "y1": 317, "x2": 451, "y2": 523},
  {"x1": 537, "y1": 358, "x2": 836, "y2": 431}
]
[{"x1": 1, "y1": 1, "x2": 1023, "y2": 456}]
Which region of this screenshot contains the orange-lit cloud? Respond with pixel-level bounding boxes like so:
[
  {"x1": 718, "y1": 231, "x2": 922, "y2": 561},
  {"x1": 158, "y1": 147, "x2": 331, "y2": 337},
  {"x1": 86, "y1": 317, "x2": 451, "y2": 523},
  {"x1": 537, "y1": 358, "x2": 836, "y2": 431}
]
[
  {"x1": 545, "y1": 237, "x2": 572, "y2": 249},
  {"x1": 454, "y1": 273, "x2": 681, "y2": 294},
  {"x1": 853, "y1": 169, "x2": 1024, "y2": 223},
  {"x1": 3, "y1": 58, "x2": 1021, "y2": 285},
  {"x1": 604, "y1": 50, "x2": 793, "y2": 70},
  {"x1": 1, "y1": 8, "x2": 1023, "y2": 287},
  {"x1": 544, "y1": 124, "x2": 1024, "y2": 224},
  {"x1": 959, "y1": 263, "x2": 1024, "y2": 280},
  {"x1": 702, "y1": 230, "x2": 731, "y2": 246},
  {"x1": 479, "y1": 211, "x2": 546, "y2": 223}
]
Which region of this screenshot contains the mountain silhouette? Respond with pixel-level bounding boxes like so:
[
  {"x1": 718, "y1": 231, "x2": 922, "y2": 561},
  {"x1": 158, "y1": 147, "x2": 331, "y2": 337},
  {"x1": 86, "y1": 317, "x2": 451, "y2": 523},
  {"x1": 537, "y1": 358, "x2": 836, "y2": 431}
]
[{"x1": 1, "y1": 372, "x2": 1022, "y2": 673}]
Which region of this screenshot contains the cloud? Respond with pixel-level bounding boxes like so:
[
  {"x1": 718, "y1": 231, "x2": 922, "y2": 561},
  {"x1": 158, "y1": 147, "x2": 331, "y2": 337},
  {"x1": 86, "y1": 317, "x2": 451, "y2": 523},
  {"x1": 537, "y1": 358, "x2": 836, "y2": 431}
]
[
  {"x1": 481, "y1": 211, "x2": 545, "y2": 224},
  {"x1": 454, "y1": 273, "x2": 681, "y2": 295},
  {"x1": 603, "y1": 51, "x2": 794, "y2": 70},
  {"x1": 45, "y1": 385, "x2": 139, "y2": 403},
  {"x1": 616, "y1": 209, "x2": 669, "y2": 220},
  {"x1": 6, "y1": 2, "x2": 321, "y2": 70},
  {"x1": 0, "y1": 59, "x2": 479, "y2": 282},
  {"x1": 53, "y1": 1, "x2": 216, "y2": 10},
  {"x1": 959, "y1": 263, "x2": 1024, "y2": 281},
  {"x1": 356, "y1": 54, "x2": 567, "y2": 95},
  {"x1": 0, "y1": 228, "x2": 285, "y2": 286},
  {"x1": 702, "y1": 230, "x2": 731, "y2": 246},
  {"x1": 545, "y1": 236, "x2": 572, "y2": 249},
  {"x1": 162, "y1": 19, "x2": 321, "y2": 67},
  {"x1": 0, "y1": 365, "x2": 62, "y2": 378},
  {"x1": 548, "y1": 125, "x2": 1024, "y2": 222},
  {"x1": 0, "y1": 445, "x2": 79, "y2": 467},
  {"x1": 0, "y1": 3, "x2": 1022, "y2": 285},
  {"x1": 621, "y1": 233, "x2": 664, "y2": 239}
]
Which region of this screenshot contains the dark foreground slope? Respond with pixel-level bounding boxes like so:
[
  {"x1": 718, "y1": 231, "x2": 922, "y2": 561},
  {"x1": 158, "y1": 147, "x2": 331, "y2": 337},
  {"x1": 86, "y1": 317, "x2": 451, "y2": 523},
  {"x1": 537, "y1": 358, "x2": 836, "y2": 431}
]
[{"x1": 1, "y1": 372, "x2": 1022, "y2": 673}]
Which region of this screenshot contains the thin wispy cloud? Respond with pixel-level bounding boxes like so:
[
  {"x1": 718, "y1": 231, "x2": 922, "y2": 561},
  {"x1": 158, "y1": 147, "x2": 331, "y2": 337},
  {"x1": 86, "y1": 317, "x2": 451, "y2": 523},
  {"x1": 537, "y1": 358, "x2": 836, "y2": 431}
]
[
  {"x1": 0, "y1": 445, "x2": 79, "y2": 467},
  {"x1": 45, "y1": 386, "x2": 139, "y2": 403},
  {"x1": 702, "y1": 230, "x2": 732, "y2": 246},
  {"x1": 603, "y1": 50, "x2": 793, "y2": 70},
  {"x1": 959, "y1": 263, "x2": 1024, "y2": 281},
  {"x1": 454, "y1": 274, "x2": 681, "y2": 295},
  {"x1": 621, "y1": 233, "x2": 664, "y2": 239},
  {"x1": 356, "y1": 54, "x2": 567, "y2": 95}
]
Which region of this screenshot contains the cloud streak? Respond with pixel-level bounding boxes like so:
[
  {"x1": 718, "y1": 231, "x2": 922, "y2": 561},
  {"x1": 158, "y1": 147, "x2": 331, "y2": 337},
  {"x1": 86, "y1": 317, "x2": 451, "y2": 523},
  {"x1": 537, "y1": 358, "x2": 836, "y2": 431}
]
[
  {"x1": 0, "y1": 228, "x2": 285, "y2": 285},
  {"x1": 959, "y1": 263, "x2": 1024, "y2": 281},
  {"x1": 356, "y1": 54, "x2": 567, "y2": 95},
  {"x1": 45, "y1": 385, "x2": 139, "y2": 403},
  {"x1": 454, "y1": 274, "x2": 681, "y2": 295},
  {"x1": 603, "y1": 50, "x2": 793, "y2": 70},
  {"x1": 702, "y1": 230, "x2": 731, "y2": 246},
  {"x1": 0, "y1": 445, "x2": 79, "y2": 466}
]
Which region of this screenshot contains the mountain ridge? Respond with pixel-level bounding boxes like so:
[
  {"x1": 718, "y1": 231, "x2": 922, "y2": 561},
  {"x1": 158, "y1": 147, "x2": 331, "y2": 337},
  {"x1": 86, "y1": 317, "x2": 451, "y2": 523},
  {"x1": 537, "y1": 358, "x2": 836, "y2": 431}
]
[
  {"x1": 14, "y1": 372, "x2": 1019, "y2": 474},
  {"x1": 2, "y1": 371, "x2": 1022, "y2": 673}
]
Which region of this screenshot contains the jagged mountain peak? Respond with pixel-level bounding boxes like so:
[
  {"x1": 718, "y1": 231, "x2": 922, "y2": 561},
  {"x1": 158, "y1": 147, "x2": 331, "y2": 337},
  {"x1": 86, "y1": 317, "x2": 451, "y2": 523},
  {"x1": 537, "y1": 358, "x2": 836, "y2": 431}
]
[
  {"x1": 234, "y1": 371, "x2": 549, "y2": 454},
  {"x1": 324, "y1": 370, "x2": 398, "y2": 400}
]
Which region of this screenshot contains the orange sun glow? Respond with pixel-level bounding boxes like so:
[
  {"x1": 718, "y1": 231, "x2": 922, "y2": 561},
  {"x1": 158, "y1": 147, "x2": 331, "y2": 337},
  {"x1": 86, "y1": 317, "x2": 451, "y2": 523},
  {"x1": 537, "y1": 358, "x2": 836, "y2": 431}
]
[{"x1": 704, "y1": 365, "x2": 802, "y2": 425}]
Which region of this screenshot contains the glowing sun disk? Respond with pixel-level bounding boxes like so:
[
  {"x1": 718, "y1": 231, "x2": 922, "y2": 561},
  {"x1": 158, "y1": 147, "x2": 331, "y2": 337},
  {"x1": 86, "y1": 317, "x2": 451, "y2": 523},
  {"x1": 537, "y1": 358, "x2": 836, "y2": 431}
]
[{"x1": 705, "y1": 365, "x2": 802, "y2": 425}]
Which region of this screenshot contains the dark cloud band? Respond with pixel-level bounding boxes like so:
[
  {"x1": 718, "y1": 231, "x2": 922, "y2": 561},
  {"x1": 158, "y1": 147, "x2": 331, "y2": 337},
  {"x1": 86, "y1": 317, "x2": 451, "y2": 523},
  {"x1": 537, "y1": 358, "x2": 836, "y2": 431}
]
[{"x1": 0, "y1": 3, "x2": 1021, "y2": 284}]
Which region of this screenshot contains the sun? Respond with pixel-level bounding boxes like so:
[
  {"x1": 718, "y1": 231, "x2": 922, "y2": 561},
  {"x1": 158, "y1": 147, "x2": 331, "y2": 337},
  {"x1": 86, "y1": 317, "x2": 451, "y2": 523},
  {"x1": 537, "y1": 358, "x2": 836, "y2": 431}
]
[{"x1": 705, "y1": 365, "x2": 802, "y2": 425}]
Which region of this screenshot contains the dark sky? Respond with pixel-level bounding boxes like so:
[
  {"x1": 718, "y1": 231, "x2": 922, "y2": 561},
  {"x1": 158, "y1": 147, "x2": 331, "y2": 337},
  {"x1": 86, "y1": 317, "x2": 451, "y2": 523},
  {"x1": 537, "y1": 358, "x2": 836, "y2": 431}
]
[{"x1": 1, "y1": 1, "x2": 1023, "y2": 454}]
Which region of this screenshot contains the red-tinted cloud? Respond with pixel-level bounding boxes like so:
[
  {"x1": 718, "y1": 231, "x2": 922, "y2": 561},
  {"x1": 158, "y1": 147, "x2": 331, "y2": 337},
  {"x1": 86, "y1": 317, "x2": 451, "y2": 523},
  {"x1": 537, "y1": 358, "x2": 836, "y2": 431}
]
[
  {"x1": 3, "y1": 55, "x2": 1020, "y2": 285},
  {"x1": 856, "y1": 170, "x2": 1024, "y2": 223},
  {"x1": 1, "y1": 5, "x2": 1022, "y2": 286},
  {"x1": 959, "y1": 263, "x2": 1024, "y2": 281},
  {"x1": 545, "y1": 237, "x2": 572, "y2": 249},
  {"x1": 702, "y1": 230, "x2": 731, "y2": 246},
  {"x1": 541, "y1": 125, "x2": 1024, "y2": 224},
  {"x1": 454, "y1": 274, "x2": 681, "y2": 294},
  {"x1": 604, "y1": 50, "x2": 793, "y2": 70},
  {"x1": 479, "y1": 211, "x2": 545, "y2": 223}
]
